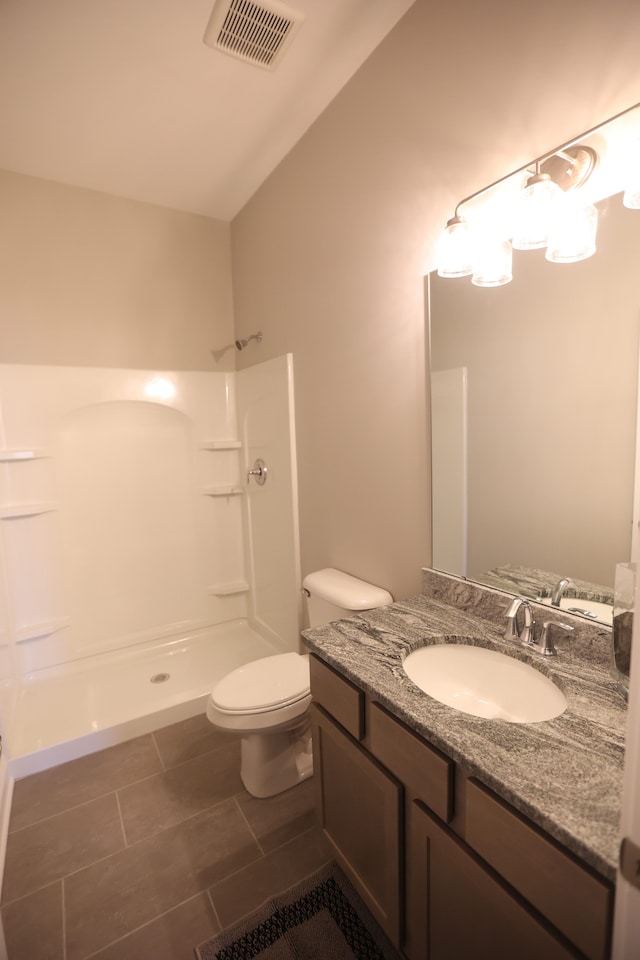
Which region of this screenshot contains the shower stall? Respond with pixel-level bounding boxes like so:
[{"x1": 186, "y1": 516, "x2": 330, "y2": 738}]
[{"x1": 0, "y1": 354, "x2": 301, "y2": 797}]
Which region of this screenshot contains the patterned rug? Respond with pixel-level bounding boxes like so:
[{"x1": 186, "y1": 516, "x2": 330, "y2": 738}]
[{"x1": 195, "y1": 862, "x2": 403, "y2": 960}]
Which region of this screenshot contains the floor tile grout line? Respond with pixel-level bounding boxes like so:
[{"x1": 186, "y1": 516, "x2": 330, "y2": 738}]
[
  {"x1": 79, "y1": 891, "x2": 215, "y2": 960},
  {"x1": 20, "y1": 792, "x2": 256, "y2": 898},
  {"x1": 116, "y1": 760, "x2": 249, "y2": 846},
  {"x1": 206, "y1": 886, "x2": 223, "y2": 933},
  {"x1": 4, "y1": 721, "x2": 311, "y2": 943},
  {"x1": 233, "y1": 795, "x2": 266, "y2": 856},
  {"x1": 2, "y1": 794, "x2": 316, "y2": 912},
  {"x1": 8, "y1": 776, "x2": 157, "y2": 837},
  {"x1": 231, "y1": 784, "x2": 318, "y2": 850},
  {"x1": 151, "y1": 737, "x2": 241, "y2": 776},
  {"x1": 7, "y1": 741, "x2": 239, "y2": 836},
  {"x1": 114, "y1": 789, "x2": 128, "y2": 848},
  {"x1": 150, "y1": 730, "x2": 166, "y2": 772},
  {"x1": 213, "y1": 821, "x2": 328, "y2": 897},
  {"x1": 0, "y1": 824, "x2": 322, "y2": 912},
  {"x1": 204, "y1": 828, "x2": 330, "y2": 932},
  {"x1": 260, "y1": 824, "x2": 324, "y2": 859},
  {"x1": 0, "y1": 825, "x2": 126, "y2": 909},
  {"x1": 116, "y1": 789, "x2": 247, "y2": 848},
  {"x1": 10, "y1": 736, "x2": 164, "y2": 795},
  {"x1": 208, "y1": 824, "x2": 325, "y2": 897},
  {"x1": 7, "y1": 792, "x2": 120, "y2": 838},
  {"x1": 7, "y1": 733, "x2": 203, "y2": 833},
  {"x1": 0, "y1": 876, "x2": 63, "y2": 912},
  {"x1": 206, "y1": 848, "x2": 267, "y2": 901},
  {"x1": 61, "y1": 876, "x2": 67, "y2": 960}
]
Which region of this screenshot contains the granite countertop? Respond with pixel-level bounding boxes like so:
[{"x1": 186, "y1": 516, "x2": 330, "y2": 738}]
[
  {"x1": 302, "y1": 592, "x2": 627, "y2": 882},
  {"x1": 479, "y1": 563, "x2": 614, "y2": 605}
]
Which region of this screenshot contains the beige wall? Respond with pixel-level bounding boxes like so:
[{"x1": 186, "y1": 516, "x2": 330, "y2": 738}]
[
  {"x1": 3, "y1": 0, "x2": 640, "y2": 603},
  {"x1": 230, "y1": 0, "x2": 640, "y2": 601},
  {"x1": 0, "y1": 171, "x2": 234, "y2": 370}
]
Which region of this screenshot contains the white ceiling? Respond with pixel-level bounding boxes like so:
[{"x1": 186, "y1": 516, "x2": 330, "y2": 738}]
[{"x1": 0, "y1": 0, "x2": 415, "y2": 220}]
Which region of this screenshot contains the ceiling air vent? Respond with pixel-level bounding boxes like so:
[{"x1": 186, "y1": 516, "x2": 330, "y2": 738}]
[{"x1": 203, "y1": 0, "x2": 304, "y2": 70}]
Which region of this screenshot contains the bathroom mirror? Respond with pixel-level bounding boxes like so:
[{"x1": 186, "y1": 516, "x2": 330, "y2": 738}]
[{"x1": 428, "y1": 106, "x2": 640, "y2": 622}]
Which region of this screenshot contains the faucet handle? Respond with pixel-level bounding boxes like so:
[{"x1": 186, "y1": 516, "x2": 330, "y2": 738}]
[
  {"x1": 534, "y1": 620, "x2": 575, "y2": 656},
  {"x1": 519, "y1": 600, "x2": 535, "y2": 646}
]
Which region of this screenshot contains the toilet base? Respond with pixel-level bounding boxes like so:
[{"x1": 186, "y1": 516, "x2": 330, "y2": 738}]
[{"x1": 239, "y1": 716, "x2": 313, "y2": 798}]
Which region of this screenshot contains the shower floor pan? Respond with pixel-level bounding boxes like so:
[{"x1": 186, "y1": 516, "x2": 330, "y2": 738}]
[{"x1": 8, "y1": 620, "x2": 279, "y2": 778}]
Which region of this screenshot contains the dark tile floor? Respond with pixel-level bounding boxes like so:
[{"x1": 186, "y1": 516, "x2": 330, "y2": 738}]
[{"x1": 0, "y1": 714, "x2": 329, "y2": 959}]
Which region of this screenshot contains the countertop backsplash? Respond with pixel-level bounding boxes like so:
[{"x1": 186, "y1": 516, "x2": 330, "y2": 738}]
[{"x1": 422, "y1": 567, "x2": 614, "y2": 667}]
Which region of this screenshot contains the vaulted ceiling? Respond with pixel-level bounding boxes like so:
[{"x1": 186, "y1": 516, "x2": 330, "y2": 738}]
[{"x1": 0, "y1": 0, "x2": 415, "y2": 219}]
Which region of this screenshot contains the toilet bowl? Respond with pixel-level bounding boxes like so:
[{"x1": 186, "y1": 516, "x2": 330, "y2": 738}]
[
  {"x1": 206, "y1": 568, "x2": 393, "y2": 798},
  {"x1": 207, "y1": 652, "x2": 312, "y2": 798}
]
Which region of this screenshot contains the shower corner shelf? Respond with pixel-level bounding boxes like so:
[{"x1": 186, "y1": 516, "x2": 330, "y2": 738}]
[
  {"x1": 0, "y1": 502, "x2": 58, "y2": 519},
  {"x1": 202, "y1": 486, "x2": 244, "y2": 497},
  {"x1": 200, "y1": 440, "x2": 242, "y2": 450},
  {"x1": 16, "y1": 617, "x2": 71, "y2": 644},
  {"x1": 0, "y1": 448, "x2": 51, "y2": 462},
  {"x1": 208, "y1": 581, "x2": 249, "y2": 596}
]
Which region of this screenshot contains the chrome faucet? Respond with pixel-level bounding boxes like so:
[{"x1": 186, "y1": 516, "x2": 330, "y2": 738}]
[
  {"x1": 528, "y1": 620, "x2": 574, "y2": 656},
  {"x1": 503, "y1": 598, "x2": 535, "y2": 645},
  {"x1": 551, "y1": 577, "x2": 574, "y2": 607},
  {"x1": 504, "y1": 599, "x2": 573, "y2": 654}
]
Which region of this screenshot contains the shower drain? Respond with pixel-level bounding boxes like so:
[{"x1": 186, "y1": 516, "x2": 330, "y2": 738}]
[{"x1": 150, "y1": 672, "x2": 170, "y2": 684}]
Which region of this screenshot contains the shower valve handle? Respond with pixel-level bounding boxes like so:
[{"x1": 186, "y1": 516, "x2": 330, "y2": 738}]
[{"x1": 247, "y1": 459, "x2": 267, "y2": 485}]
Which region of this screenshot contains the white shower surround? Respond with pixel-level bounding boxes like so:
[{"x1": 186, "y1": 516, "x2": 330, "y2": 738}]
[{"x1": 0, "y1": 356, "x2": 302, "y2": 782}]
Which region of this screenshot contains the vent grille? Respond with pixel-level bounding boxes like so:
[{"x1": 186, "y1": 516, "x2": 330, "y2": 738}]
[{"x1": 203, "y1": 0, "x2": 304, "y2": 70}]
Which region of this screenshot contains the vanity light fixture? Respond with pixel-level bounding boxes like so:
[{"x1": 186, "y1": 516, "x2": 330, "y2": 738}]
[
  {"x1": 545, "y1": 196, "x2": 598, "y2": 263},
  {"x1": 435, "y1": 113, "x2": 635, "y2": 285},
  {"x1": 471, "y1": 237, "x2": 513, "y2": 287},
  {"x1": 435, "y1": 215, "x2": 473, "y2": 278},
  {"x1": 623, "y1": 138, "x2": 640, "y2": 209},
  {"x1": 512, "y1": 165, "x2": 562, "y2": 251},
  {"x1": 438, "y1": 151, "x2": 598, "y2": 284}
]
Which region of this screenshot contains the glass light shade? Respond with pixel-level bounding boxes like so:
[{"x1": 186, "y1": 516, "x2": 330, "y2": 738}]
[
  {"x1": 436, "y1": 216, "x2": 473, "y2": 278},
  {"x1": 623, "y1": 184, "x2": 640, "y2": 209},
  {"x1": 623, "y1": 139, "x2": 640, "y2": 209},
  {"x1": 545, "y1": 200, "x2": 598, "y2": 263},
  {"x1": 512, "y1": 173, "x2": 562, "y2": 250},
  {"x1": 471, "y1": 239, "x2": 512, "y2": 287}
]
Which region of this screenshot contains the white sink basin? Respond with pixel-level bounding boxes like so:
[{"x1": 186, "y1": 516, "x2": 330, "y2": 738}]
[
  {"x1": 403, "y1": 643, "x2": 567, "y2": 723},
  {"x1": 540, "y1": 596, "x2": 613, "y2": 625}
]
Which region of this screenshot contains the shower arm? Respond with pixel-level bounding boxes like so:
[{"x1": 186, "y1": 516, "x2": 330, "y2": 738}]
[{"x1": 235, "y1": 332, "x2": 262, "y2": 351}]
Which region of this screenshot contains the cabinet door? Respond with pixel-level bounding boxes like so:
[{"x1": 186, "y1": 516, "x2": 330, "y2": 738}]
[
  {"x1": 465, "y1": 779, "x2": 612, "y2": 960},
  {"x1": 310, "y1": 703, "x2": 402, "y2": 946},
  {"x1": 406, "y1": 800, "x2": 582, "y2": 960}
]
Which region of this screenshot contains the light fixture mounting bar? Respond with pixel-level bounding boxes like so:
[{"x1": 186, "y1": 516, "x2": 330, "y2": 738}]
[{"x1": 453, "y1": 100, "x2": 640, "y2": 218}]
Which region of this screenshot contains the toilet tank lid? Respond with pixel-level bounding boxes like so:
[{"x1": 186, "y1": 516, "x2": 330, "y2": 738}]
[{"x1": 302, "y1": 568, "x2": 393, "y2": 610}]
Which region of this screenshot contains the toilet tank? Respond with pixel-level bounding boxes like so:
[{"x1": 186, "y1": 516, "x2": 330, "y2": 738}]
[{"x1": 302, "y1": 567, "x2": 393, "y2": 627}]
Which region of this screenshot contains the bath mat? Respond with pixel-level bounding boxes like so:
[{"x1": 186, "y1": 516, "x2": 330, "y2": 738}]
[{"x1": 195, "y1": 861, "x2": 403, "y2": 960}]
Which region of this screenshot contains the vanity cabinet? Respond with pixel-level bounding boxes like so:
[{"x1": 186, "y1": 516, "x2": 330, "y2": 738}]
[
  {"x1": 309, "y1": 653, "x2": 613, "y2": 960},
  {"x1": 310, "y1": 703, "x2": 402, "y2": 943},
  {"x1": 408, "y1": 800, "x2": 578, "y2": 960}
]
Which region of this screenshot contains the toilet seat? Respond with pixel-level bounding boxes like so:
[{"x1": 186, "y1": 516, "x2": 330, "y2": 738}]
[{"x1": 209, "y1": 652, "x2": 310, "y2": 715}]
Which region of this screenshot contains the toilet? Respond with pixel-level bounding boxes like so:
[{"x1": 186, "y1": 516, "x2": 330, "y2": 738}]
[{"x1": 206, "y1": 567, "x2": 393, "y2": 798}]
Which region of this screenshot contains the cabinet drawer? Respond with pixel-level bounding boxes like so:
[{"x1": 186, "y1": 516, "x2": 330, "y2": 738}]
[
  {"x1": 368, "y1": 701, "x2": 453, "y2": 823},
  {"x1": 466, "y1": 779, "x2": 612, "y2": 960},
  {"x1": 309, "y1": 654, "x2": 364, "y2": 740}
]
